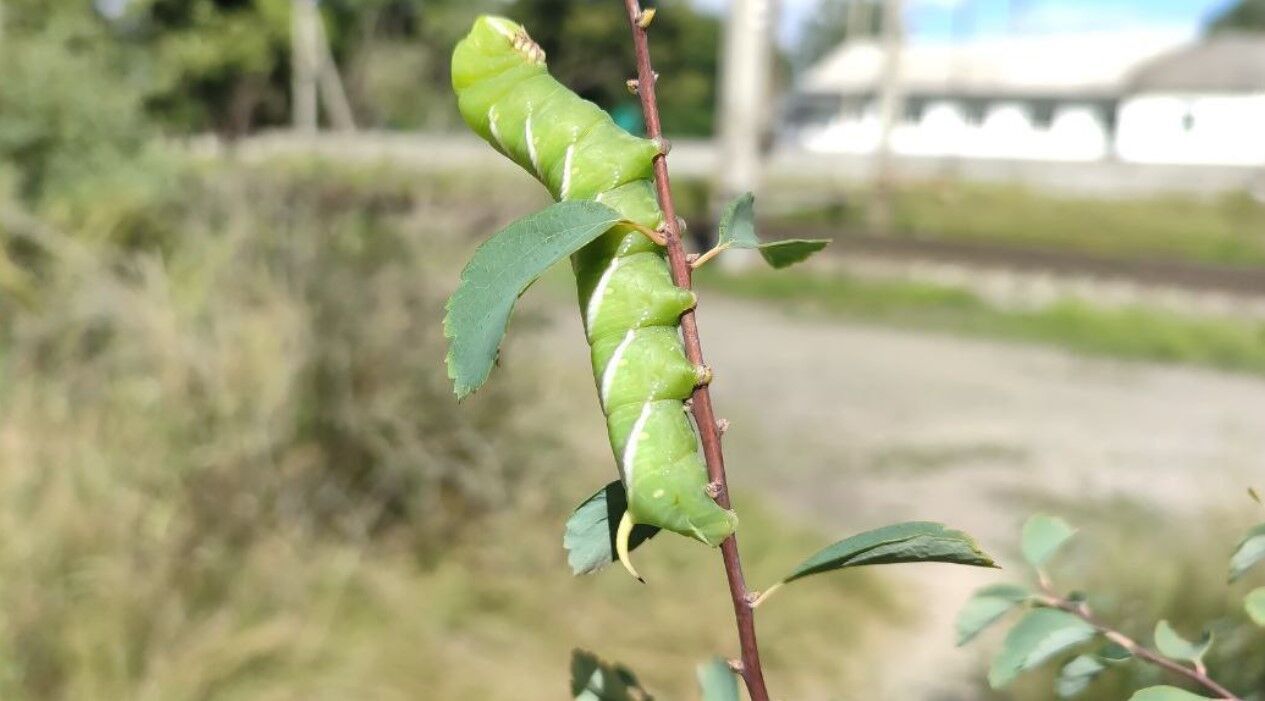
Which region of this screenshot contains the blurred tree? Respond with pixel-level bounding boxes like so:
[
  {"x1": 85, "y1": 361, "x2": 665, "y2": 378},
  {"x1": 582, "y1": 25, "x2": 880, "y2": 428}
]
[
  {"x1": 0, "y1": 2, "x2": 150, "y2": 199},
  {"x1": 508, "y1": 0, "x2": 722, "y2": 135},
  {"x1": 793, "y1": 0, "x2": 881, "y2": 73},
  {"x1": 1207, "y1": 0, "x2": 1265, "y2": 32}
]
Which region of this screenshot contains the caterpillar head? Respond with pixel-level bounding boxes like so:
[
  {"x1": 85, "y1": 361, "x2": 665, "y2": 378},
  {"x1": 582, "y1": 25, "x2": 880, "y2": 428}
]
[{"x1": 452, "y1": 16, "x2": 548, "y2": 91}]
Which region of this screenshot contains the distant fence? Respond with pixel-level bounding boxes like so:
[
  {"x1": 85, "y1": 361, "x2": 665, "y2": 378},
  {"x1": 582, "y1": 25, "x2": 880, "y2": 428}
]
[{"x1": 191, "y1": 130, "x2": 1265, "y2": 199}]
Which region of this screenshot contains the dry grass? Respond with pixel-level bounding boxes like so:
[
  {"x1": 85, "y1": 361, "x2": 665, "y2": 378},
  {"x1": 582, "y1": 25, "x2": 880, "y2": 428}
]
[{"x1": 0, "y1": 161, "x2": 902, "y2": 699}]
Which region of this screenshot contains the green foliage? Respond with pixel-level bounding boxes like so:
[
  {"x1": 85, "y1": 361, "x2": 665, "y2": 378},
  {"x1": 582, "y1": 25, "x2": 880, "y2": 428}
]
[
  {"x1": 776, "y1": 521, "x2": 996, "y2": 586},
  {"x1": 961, "y1": 511, "x2": 1265, "y2": 699},
  {"x1": 507, "y1": 0, "x2": 722, "y2": 135},
  {"x1": 0, "y1": 8, "x2": 151, "y2": 200},
  {"x1": 988, "y1": 609, "x2": 1098, "y2": 689},
  {"x1": 1153, "y1": 620, "x2": 1212, "y2": 666},
  {"x1": 571, "y1": 650, "x2": 654, "y2": 700},
  {"x1": 1022, "y1": 515, "x2": 1077, "y2": 569},
  {"x1": 956, "y1": 584, "x2": 1032, "y2": 646},
  {"x1": 443, "y1": 201, "x2": 623, "y2": 399},
  {"x1": 696, "y1": 658, "x2": 740, "y2": 701},
  {"x1": 1206, "y1": 0, "x2": 1265, "y2": 32},
  {"x1": 714, "y1": 193, "x2": 829, "y2": 268},
  {"x1": 564, "y1": 481, "x2": 660, "y2": 575},
  {"x1": 1230, "y1": 523, "x2": 1265, "y2": 582}
]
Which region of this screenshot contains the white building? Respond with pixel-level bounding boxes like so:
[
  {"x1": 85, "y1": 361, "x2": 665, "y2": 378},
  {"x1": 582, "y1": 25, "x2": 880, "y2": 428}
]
[{"x1": 786, "y1": 32, "x2": 1265, "y2": 166}]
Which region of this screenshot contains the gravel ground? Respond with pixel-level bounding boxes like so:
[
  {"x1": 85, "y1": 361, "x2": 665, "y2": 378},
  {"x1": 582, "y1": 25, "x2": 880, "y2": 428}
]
[{"x1": 535, "y1": 293, "x2": 1265, "y2": 698}]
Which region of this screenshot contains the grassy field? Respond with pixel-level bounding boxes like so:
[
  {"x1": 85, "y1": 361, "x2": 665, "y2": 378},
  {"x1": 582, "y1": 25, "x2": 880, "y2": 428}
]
[
  {"x1": 701, "y1": 268, "x2": 1265, "y2": 376},
  {"x1": 762, "y1": 180, "x2": 1265, "y2": 268},
  {"x1": 0, "y1": 161, "x2": 908, "y2": 700}
]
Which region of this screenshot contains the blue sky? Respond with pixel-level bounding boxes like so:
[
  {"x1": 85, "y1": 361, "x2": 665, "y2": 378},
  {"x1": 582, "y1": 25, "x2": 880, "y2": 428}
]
[
  {"x1": 692, "y1": 0, "x2": 1241, "y2": 45},
  {"x1": 906, "y1": 0, "x2": 1235, "y2": 40}
]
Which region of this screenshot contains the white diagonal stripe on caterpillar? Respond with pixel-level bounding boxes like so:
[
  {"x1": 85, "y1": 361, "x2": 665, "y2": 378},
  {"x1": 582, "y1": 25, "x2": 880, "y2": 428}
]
[
  {"x1": 601, "y1": 329, "x2": 636, "y2": 405},
  {"x1": 585, "y1": 256, "x2": 619, "y2": 330},
  {"x1": 559, "y1": 143, "x2": 576, "y2": 199},
  {"x1": 487, "y1": 106, "x2": 506, "y2": 151},
  {"x1": 525, "y1": 113, "x2": 541, "y2": 175},
  {"x1": 621, "y1": 401, "x2": 654, "y2": 496}
]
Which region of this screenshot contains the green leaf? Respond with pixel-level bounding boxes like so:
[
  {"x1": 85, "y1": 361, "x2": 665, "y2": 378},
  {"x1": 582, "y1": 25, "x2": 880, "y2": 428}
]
[
  {"x1": 757, "y1": 239, "x2": 831, "y2": 269},
  {"x1": 571, "y1": 649, "x2": 653, "y2": 701},
  {"x1": 444, "y1": 201, "x2": 623, "y2": 399},
  {"x1": 781, "y1": 521, "x2": 997, "y2": 585},
  {"x1": 1246, "y1": 587, "x2": 1265, "y2": 626},
  {"x1": 716, "y1": 193, "x2": 759, "y2": 249},
  {"x1": 696, "y1": 658, "x2": 740, "y2": 701},
  {"x1": 1154, "y1": 620, "x2": 1212, "y2": 665},
  {"x1": 715, "y1": 193, "x2": 828, "y2": 269},
  {"x1": 1229, "y1": 523, "x2": 1265, "y2": 582},
  {"x1": 1022, "y1": 515, "x2": 1077, "y2": 569},
  {"x1": 1056, "y1": 654, "x2": 1107, "y2": 698},
  {"x1": 564, "y1": 481, "x2": 659, "y2": 576},
  {"x1": 1128, "y1": 686, "x2": 1215, "y2": 701},
  {"x1": 988, "y1": 608, "x2": 1098, "y2": 689},
  {"x1": 956, "y1": 583, "x2": 1032, "y2": 646}
]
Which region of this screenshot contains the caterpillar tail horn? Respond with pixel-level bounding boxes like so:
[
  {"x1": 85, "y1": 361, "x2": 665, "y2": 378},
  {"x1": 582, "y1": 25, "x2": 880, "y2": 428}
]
[{"x1": 615, "y1": 511, "x2": 645, "y2": 583}]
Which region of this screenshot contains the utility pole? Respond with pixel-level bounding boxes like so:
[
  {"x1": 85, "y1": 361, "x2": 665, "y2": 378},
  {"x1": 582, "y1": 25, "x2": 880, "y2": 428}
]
[
  {"x1": 871, "y1": 0, "x2": 904, "y2": 232},
  {"x1": 714, "y1": 0, "x2": 777, "y2": 259}
]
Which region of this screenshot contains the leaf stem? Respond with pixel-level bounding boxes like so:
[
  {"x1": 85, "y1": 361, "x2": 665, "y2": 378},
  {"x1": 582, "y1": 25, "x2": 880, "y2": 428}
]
[
  {"x1": 1036, "y1": 587, "x2": 1240, "y2": 700},
  {"x1": 618, "y1": 3, "x2": 772, "y2": 700}
]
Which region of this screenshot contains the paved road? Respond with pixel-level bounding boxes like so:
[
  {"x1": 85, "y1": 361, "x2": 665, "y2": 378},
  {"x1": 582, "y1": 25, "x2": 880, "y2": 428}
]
[{"x1": 538, "y1": 293, "x2": 1265, "y2": 698}]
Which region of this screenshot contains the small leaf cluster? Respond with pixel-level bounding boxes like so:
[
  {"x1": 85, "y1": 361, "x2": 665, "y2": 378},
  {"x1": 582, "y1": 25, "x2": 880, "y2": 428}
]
[{"x1": 957, "y1": 514, "x2": 1265, "y2": 700}]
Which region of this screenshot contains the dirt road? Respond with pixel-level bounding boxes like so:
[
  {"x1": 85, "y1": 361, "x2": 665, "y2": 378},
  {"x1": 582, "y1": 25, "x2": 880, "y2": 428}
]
[{"x1": 539, "y1": 294, "x2": 1265, "y2": 698}]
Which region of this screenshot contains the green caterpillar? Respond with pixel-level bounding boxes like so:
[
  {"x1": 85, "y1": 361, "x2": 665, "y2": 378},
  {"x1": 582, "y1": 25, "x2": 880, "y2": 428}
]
[{"x1": 452, "y1": 16, "x2": 737, "y2": 577}]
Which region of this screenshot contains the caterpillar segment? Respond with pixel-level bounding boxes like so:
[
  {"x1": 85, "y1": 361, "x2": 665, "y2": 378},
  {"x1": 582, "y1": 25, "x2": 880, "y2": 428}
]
[{"x1": 452, "y1": 16, "x2": 738, "y2": 578}]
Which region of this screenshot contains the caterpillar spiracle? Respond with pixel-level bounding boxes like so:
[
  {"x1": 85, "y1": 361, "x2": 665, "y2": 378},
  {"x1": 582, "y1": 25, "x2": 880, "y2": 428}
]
[{"x1": 452, "y1": 16, "x2": 738, "y2": 578}]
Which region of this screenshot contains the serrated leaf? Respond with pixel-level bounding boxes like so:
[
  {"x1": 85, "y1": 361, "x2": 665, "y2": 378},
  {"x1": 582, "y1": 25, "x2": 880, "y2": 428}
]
[
  {"x1": 1128, "y1": 686, "x2": 1215, "y2": 701},
  {"x1": 1246, "y1": 587, "x2": 1265, "y2": 626},
  {"x1": 715, "y1": 193, "x2": 828, "y2": 269},
  {"x1": 1154, "y1": 620, "x2": 1212, "y2": 665},
  {"x1": 956, "y1": 583, "x2": 1032, "y2": 646},
  {"x1": 1229, "y1": 523, "x2": 1265, "y2": 582},
  {"x1": 571, "y1": 649, "x2": 653, "y2": 701},
  {"x1": 445, "y1": 201, "x2": 623, "y2": 399},
  {"x1": 1022, "y1": 515, "x2": 1077, "y2": 569},
  {"x1": 696, "y1": 657, "x2": 740, "y2": 701},
  {"x1": 1056, "y1": 654, "x2": 1107, "y2": 698},
  {"x1": 564, "y1": 481, "x2": 659, "y2": 576},
  {"x1": 757, "y1": 239, "x2": 830, "y2": 269},
  {"x1": 781, "y1": 521, "x2": 997, "y2": 585},
  {"x1": 988, "y1": 608, "x2": 1098, "y2": 689}
]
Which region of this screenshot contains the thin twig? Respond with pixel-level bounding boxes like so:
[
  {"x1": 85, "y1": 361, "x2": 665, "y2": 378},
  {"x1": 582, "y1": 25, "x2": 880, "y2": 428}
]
[
  {"x1": 1036, "y1": 589, "x2": 1240, "y2": 700},
  {"x1": 618, "y1": 3, "x2": 772, "y2": 700}
]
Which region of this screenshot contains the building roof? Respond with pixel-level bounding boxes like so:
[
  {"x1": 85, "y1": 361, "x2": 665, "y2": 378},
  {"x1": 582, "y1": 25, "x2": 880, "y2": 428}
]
[
  {"x1": 1127, "y1": 34, "x2": 1265, "y2": 93},
  {"x1": 799, "y1": 32, "x2": 1187, "y2": 98}
]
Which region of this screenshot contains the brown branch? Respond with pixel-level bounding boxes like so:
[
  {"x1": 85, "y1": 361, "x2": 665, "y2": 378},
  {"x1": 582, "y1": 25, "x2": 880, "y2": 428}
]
[
  {"x1": 1036, "y1": 590, "x2": 1240, "y2": 700},
  {"x1": 618, "y1": 3, "x2": 772, "y2": 700}
]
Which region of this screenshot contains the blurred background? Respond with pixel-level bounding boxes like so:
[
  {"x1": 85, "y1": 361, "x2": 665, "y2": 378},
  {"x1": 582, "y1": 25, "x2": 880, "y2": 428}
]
[{"x1": 0, "y1": 0, "x2": 1263, "y2": 698}]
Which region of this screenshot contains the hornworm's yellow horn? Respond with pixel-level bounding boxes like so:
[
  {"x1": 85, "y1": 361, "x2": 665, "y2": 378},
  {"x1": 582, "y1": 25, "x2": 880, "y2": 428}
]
[{"x1": 616, "y1": 511, "x2": 645, "y2": 583}]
